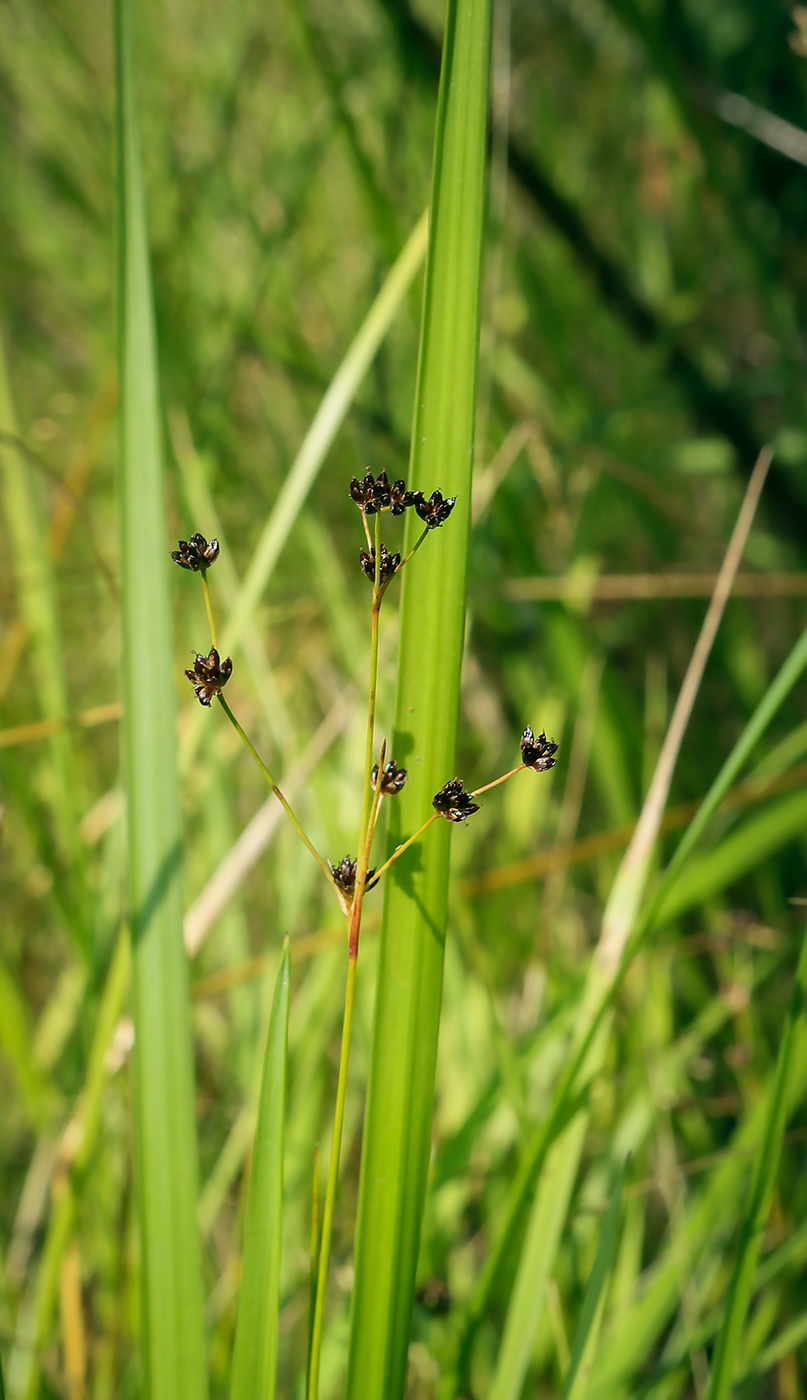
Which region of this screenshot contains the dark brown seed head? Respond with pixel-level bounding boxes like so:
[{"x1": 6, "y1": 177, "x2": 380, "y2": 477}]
[
  {"x1": 184, "y1": 647, "x2": 233, "y2": 705},
  {"x1": 350, "y1": 471, "x2": 417, "y2": 515},
  {"x1": 389, "y1": 478, "x2": 418, "y2": 515},
  {"x1": 171, "y1": 533, "x2": 220, "y2": 571},
  {"x1": 360, "y1": 543, "x2": 401, "y2": 583},
  {"x1": 329, "y1": 855, "x2": 378, "y2": 911},
  {"x1": 371, "y1": 759, "x2": 408, "y2": 795},
  {"x1": 520, "y1": 726, "x2": 559, "y2": 772},
  {"x1": 432, "y1": 777, "x2": 481, "y2": 824},
  {"x1": 413, "y1": 489, "x2": 457, "y2": 529},
  {"x1": 329, "y1": 855, "x2": 357, "y2": 898}
]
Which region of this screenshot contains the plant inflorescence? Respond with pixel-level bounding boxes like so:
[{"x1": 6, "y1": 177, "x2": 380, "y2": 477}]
[{"x1": 171, "y1": 472, "x2": 558, "y2": 1399}]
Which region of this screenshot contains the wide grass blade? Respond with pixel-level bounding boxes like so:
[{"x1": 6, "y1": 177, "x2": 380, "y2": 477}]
[
  {"x1": 114, "y1": 1, "x2": 207, "y2": 1395},
  {"x1": 230, "y1": 939, "x2": 290, "y2": 1400},
  {"x1": 704, "y1": 927, "x2": 807, "y2": 1400},
  {"x1": 345, "y1": 1, "x2": 492, "y2": 1396},
  {"x1": 561, "y1": 1161, "x2": 626, "y2": 1400}
]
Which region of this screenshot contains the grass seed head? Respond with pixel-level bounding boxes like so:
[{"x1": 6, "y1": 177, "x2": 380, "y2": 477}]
[
  {"x1": 184, "y1": 647, "x2": 232, "y2": 705},
  {"x1": 171, "y1": 532, "x2": 220, "y2": 570}
]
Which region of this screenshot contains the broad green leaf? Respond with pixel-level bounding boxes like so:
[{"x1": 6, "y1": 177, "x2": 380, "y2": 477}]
[
  {"x1": 346, "y1": 2, "x2": 492, "y2": 1394},
  {"x1": 114, "y1": 0, "x2": 207, "y2": 1395},
  {"x1": 230, "y1": 940, "x2": 290, "y2": 1400}
]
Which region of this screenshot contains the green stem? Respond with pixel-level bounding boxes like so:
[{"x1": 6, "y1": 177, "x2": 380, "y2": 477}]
[
  {"x1": 372, "y1": 811, "x2": 440, "y2": 883},
  {"x1": 217, "y1": 692, "x2": 332, "y2": 886},
  {"x1": 357, "y1": 513, "x2": 383, "y2": 855},
  {"x1": 201, "y1": 570, "x2": 217, "y2": 650},
  {"x1": 395, "y1": 525, "x2": 430, "y2": 574},
  {"x1": 307, "y1": 956, "x2": 357, "y2": 1400},
  {"x1": 471, "y1": 764, "x2": 524, "y2": 797}
]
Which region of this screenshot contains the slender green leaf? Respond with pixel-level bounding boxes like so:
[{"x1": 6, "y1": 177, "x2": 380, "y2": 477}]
[
  {"x1": 704, "y1": 927, "x2": 807, "y2": 1400},
  {"x1": 179, "y1": 211, "x2": 428, "y2": 772},
  {"x1": 345, "y1": 3, "x2": 492, "y2": 1397},
  {"x1": 490, "y1": 1113, "x2": 588, "y2": 1400},
  {"x1": 561, "y1": 1160, "x2": 626, "y2": 1400},
  {"x1": 114, "y1": 1, "x2": 207, "y2": 1395},
  {"x1": 230, "y1": 940, "x2": 290, "y2": 1400},
  {"x1": 0, "y1": 331, "x2": 86, "y2": 925}
]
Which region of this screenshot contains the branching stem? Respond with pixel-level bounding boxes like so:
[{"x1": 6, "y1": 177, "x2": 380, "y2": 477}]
[
  {"x1": 217, "y1": 693, "x2": 333, "y2": 887},
  {"x1": 372, "y1": 811, "x2": 440, "y2": 882},
  {"x1": 471, "y1": 764, "x2": 525, "y2": 796}
]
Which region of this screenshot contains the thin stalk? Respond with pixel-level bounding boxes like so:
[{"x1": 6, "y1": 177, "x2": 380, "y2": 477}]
[
  {"x1": 217, "y1": 694, "x2": 332, "y2": 885},
  {"x1": 201, "y1": 571, "x2": 217, "y2": 650},
  {"x1": 471, "y1": 764, "x2": 524, "y2": 797},
  {"x1": 307, "y1": 957, "x2": 357, "y2": 1400},
  {"x1": 357, "y1": 513, "x2": 383, "y2": 854},
  {"x1": 371, "y1": 812, "x2": 440, "y2": 882},
  {"x1": 307, "y1": 1144, "x2": 320, "y2": 1382},
  {"x1": 396, "y1": 525, "x2": 430, "y2": 573}
]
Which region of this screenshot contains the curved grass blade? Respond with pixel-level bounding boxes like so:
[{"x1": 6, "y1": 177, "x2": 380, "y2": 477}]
[
  {"x1": 178, "y1": 210, "x2": 428, "y2": 772},
  {"x1": 561, "y1": 1160, "x2": 626, "y2": 1400},
  {"x1": 445, "y1": 453, "x2": 772, "y2": 1396},
  {"x1": 114, "y1": 0, "x2": 207, "y2": 1394},
  {"x1": 345, "y1": 1, "x2": 492, "y2": 1396},
  {"x1": 704, "y1": 927, "x2": 807, "y2": 1400},
  {"x1": 489, "y1": 1113, "x2": 588, "y2": 1400},
  {"x1": 230, "y1": 939, "x2": 290, "y2": 1400}
]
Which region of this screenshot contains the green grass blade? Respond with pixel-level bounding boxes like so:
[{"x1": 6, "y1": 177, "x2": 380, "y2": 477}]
[
  {"x1": 639, "y1": 618, "x2": 807, "y2": 936},
  {"x1": 220, "y1": 212, "x2": 427, "y2": 654},
  {"x1": 114, "y1": 1, "x2": 207, "y2": 1395},
  {"x1": 490, "y1": 1113, "x2": 588, "y2": 1400},
  {"x1": 0, "y1": 332, "x2": 86, "y2": 919},
  {"x1": 561, "y1": 1160, "x2": 626, "y2": 1400},
  {"x1": 0, "y1": 960, "x2": 50, "y2": 1128},
  {"x1": 230, "y1": 940, "x2": 290, "y2": 1400},
  {"x1": 179, "y1": 211, "x2": 428, "y2": 771},
  {"x1": 704, "y1": 927, "x2": 807, "y2": 1400},
  {"x1": 345, "y1": 1, "x2": 492, "y2": 1395}
]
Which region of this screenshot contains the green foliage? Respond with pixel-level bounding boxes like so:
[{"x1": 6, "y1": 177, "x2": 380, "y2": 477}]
[
  {"x1": 115, "y1": 0, "x2": 207, "y2": 1393},
  {"x1": 346, "y1": 0, "x2": 492, "y2": 1395},
  {"x1": 3, "y1": 0, "x2": 807, "y2": 1396},
  {"x1": 230, "y1": 941, "x2": 289, "y2": 1400}
]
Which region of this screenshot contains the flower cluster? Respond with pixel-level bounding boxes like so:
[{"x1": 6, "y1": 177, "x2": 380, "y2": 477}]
[
  {"x1": 329, "y1": 854, "x2": 378, "y2": 912},
  {"x1": 349, "y1": 471, "x2": 456, "y2": 529},
  {"x1": 521, "y1": 726, "x2": 559, "y2": 772},
  {"x1": 185, "y1": 648, "x2": 233, "y2": 705},
  {"x1": 413, "y1": 489, "x2": 456, "y2": 530},
  {"x1": 171, "y1": 533, "x2": 220, "y2": 571},
  {"x1": 350, "y1": 471, "x2": 416, "y2": 515},
  {"x1": 432, "y1": 778, "x2": 480, "y2": 824},
  {"x1": 371, "y1": 759, "x2": 408, "y2": 795},
  {"x1": 360, "y1": 543, "x2": 401, "y2": 584}
]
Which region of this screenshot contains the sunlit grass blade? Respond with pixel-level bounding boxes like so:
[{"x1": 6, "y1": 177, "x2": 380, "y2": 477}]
[
  {"x1": 114, "y1": 0, "x2": 207, "y2": 1395},
  {"x1": 230, "y1": 939, "x2": 290, "y2": 1400},
  {"x1": 704, "y1": 927, "x2": 807, "y2": 1400},
  {"x1": 345, "y1": 0, "x2": 492, "y2": 1395},
  {"x1": 179, "y1": 210, "x2": 428, "y2": 770},
  {"x1": 0, "y1": 332, "x2": 86, "y2": 932},
  {"x1": 637, "y1": 615, "x2": 807, "y2": 936},
  {"x1": 18, "y1": 930, "x2": 129, "y2": 1400},
  {"x1": 561, "y1": 1160, "x2": 626, "y2": 1400},
  {"x1": 446, "y1": 453, "x2": 771, "y2": 1396},
  {"x1": 0, "y1": 961, "x2": 50, "y2": 1129},
  {"x1": 490, "y1": 1113, "x2": 588, "y2": 1400}
]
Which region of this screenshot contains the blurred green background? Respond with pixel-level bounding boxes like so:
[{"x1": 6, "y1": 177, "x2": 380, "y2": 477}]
[{"x1": 3, "y1": 0, "x2": 807, "y2": 1395}]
